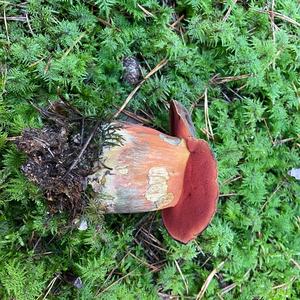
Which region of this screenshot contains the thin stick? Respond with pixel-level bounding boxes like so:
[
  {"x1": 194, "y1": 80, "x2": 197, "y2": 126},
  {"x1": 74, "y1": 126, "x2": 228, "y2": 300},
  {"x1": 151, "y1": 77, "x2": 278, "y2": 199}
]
[
  {"x1": 114, "y1": 59, "x2": 168, "y2": 118},
  {"x1": 260, "y1": 181, "x2": 284, "y2": 211},
  {"x1": 96, "y1": 266, "x2": 139, "y2": 296},
  {"x1": 290, "y1": 258, "x2": 300, "y2": 270},
  {"x1": 175, "y1": 260, "x2": 189, "y2": 294},
  {"x1": 99, "y1": 251, "x2": 131, "y2": 291},
  {"x1": 269, "y1": 0, "x2": 277, "y2": 69},
  {"x1": 204, "y1": 88, "x2": 214, "y2": 140},
  {"x1": 227, "y1": 87, "x2": 244, "y2": 100},
  {"x1": 221, "y1": 283, "x2": 236, "y2": 295},
  {"x1": 29, "y1": 56, "x2": 47, "y2": 68},
  {"x1": 222, "y1": 175, "x2": 242, "y2": 185},
  {"x1": 219, "y1": 193, "x2": 238, "y2": 197},
  {"x1": 223, "y1": 0, "x2": 237, "y2": 22},
  {"x1": 25, "y1": 13, "x2": 34, "y2": 35},
  {"x1": 61, "y1": 32, "x2": 85, "y2": 60},
  {"x1": 263, "y1": 118, "x2": 274, "y2": 145},
  {"x1": 39, "y1": 274, "x2": 60, "y2": 300},
  {"x1": 255, "y1": 9, "x2": 300, "y2": 28},
  {"x1": 0, "y1": 1, "x2": 26, "y2": 8},
  {"x1": 115, "y1": 106, "x2": 151, "y2": 124},
  {"x1": 3, "y1": 6, "x2": 10, "y2": 43},
  {"x1": 1, "y1": 64, "x2": 7, "y2": 95},
  {"x1": 210, "y1": 74, "x2": 251, "y2": 85},
  {"x1": 273, "y1": 137, "x2": 295, "y2": 146},
  {"x1": 272, "y1": 277, "x2": 296, "y2": 290},
  {"x1": 221, "y1": 268, "x2": 251, "y2": 295},
  {"x1": 170, "y1": 15, "x2": 185, "y2": 29},
  {"x1": 0, "y1": 15, "x2": 26, "y2": 21},
  {"x1": 137, "y1": 4, "x2": 154, "y2": 17},
  {"x1": 196, "y1": 261, "x2": 225, "y2": 300},
  {"x1": 129, "y1": 253, "x2": 159, "y2": 272},
  {"x1": 97, "y1": 17, "x2": 121, "y2": 31},
  {"x1": 65, "y1": 119, "x2": 101, "y2": 176}
]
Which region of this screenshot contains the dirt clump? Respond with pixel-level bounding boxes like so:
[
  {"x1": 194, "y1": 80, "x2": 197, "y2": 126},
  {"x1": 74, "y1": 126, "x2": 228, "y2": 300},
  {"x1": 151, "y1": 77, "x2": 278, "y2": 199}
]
[{"x1": 14, "y1": 101, "x2": 115, "y2": 217}]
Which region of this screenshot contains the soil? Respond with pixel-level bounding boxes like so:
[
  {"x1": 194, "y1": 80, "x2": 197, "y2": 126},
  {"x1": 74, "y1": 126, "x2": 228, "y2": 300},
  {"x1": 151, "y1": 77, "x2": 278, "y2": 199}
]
[{"x1": 14, "y1": 101, "x2": 116, "y2": 217}]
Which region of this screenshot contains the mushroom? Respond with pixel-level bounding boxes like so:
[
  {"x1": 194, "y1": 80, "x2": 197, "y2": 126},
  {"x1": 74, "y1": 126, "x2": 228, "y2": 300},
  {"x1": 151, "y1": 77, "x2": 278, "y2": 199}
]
[
  {"x1": 162, "y1": 101, "x2": 219, "y2": 243},
  {"x1": 87, "y1": 123, "x2": 190, "y2": 213},
  {"x1": 87, "y1": 101, "x2": 218, "y2": 243}
]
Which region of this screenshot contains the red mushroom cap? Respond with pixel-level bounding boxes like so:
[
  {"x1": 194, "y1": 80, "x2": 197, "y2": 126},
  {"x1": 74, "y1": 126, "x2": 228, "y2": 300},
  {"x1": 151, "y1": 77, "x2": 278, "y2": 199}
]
[{"x1": 162, "y1": 101, "x2": 219, "y2": 243}]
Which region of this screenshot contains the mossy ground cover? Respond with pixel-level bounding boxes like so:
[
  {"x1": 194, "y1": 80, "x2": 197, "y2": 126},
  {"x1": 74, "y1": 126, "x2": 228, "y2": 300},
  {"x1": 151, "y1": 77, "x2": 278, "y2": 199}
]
[{"x1": 0, "y1": 0, "x2": 299, "y2": 299}]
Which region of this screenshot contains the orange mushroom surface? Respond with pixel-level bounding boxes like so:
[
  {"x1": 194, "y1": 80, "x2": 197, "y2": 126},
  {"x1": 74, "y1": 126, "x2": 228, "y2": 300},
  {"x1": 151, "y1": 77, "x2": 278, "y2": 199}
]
[
  {"x1": 88, "y1": 123, "x2": 190, "y2": 213},
  {"x1": 162, "y1": 101, "x2": 219, "y2": 243}
]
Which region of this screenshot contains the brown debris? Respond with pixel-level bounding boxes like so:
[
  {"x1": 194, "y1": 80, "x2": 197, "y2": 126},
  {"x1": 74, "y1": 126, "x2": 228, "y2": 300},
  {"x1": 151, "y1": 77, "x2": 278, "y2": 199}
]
[
  {"x1": 133, "y1": 214, "x2": 167, "y2": 270},
  {"x1": 13, "y1": 101, "x2": 114, "y2": 218}
]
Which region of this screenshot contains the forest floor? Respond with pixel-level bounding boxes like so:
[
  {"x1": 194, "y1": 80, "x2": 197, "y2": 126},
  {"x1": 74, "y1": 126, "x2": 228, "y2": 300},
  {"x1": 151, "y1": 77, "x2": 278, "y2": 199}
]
[{"x1": 0, "y1": 1, "x2": 299, "y2": 299}]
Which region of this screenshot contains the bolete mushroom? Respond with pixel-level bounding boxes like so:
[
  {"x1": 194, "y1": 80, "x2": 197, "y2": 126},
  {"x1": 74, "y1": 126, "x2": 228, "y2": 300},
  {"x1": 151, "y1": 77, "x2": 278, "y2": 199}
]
[{"x1": 87, "y1": 100, "x2": 218, "y2": 243}]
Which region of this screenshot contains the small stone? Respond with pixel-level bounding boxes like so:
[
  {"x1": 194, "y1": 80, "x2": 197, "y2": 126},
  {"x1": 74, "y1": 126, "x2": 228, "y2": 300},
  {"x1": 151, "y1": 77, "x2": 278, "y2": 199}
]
[
  {"x1": 78, "y1": 218, "x2": 88, "y2": 231},
  {"x1": 288, "y1": 168, "x2": 300, "y2": 180},
  {"x1": 73, "y1": 277, "x2": 83, "y2": 289}
]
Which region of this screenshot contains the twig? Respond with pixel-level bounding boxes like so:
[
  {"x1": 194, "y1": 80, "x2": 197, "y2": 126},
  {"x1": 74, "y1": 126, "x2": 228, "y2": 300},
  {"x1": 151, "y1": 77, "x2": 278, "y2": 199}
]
[
  {"x1": 6, "y1": 136, "x2": 21, "y2": 141},
  {"x1": 190, "y1": 93, "x2": 205, "y2": 113},
  {"x1": 272, "y1": 277, "x2": 296, "y2": 290},
  {"x1": 221, "y1": 91, "x2": 231, "y2": 102},
  {"x1": 157, "y1": 292, "x2": 179, "y2": 299},
  {"x1": 0, "y1": 15, "x2": 26, "y2": 21},
  {"x1": 98, "y1": 251, "x2": 131, "y2": 292},
  {"x1": 204, "y1": 88, "x2": 214, "y2": 140},
  {"x1": 28, "y1": 56, "x2": 47, "y2": 68},
  {"x1": 3, "y1": 6, "x2": 10, "y2": 43},
  {"x1": 114, "y1": 58, "x2": 168, "y2": 118},
  {"x1": 65, "y1": 119, "x2": 101, "y2": 176},
  {"x1": 170, "y1": 15, "x2": 185, "y2": 29},
  {"x1": 28, "y1": 100, "x2": 66, "y2": 126},
  {"x1": 273, "y1": 137, "x2": 295, "y2": 146},
  {"x1": 0, "y1": 1, "x2": 26, "y2": 8},
  {"x1": 260, "y1": 181, "x2": 284, "y2": 211},
  {"x1": 210, "y1": 74, "x2": 251, "y2": 85},
  {"x1": 255, "y1": 9, "x2": 300, "y2": 27},
  {"x1": 25, "y1": 13, "x2": 34, "y2": 35},
  {"x1": 140, "y1": 227, "x2": 164, "y2": 246},
  {"x1": 129, "y1": 252, "x2": 159, "y2": 272},
  {"x1": 219, "y1": 193, "x2": 238, "y2": 197},
  {"x1": 174, "y1": 260, "x2": 189, "y2": 294},
  {"x1": 97, "y1": 17, "x2": 121, "y2": 31},
  {"x1": 290, "y1": 258, "x2": 300, "y2": 270},
  {"x1": 269, "y1": 0, "x2": 277, "y2": 69},
  {"x1": 32, "y1": 236, "x2": 42, "y2": 252},
  {"x1": 200, "y1": 256, "x2": 211, "y2": 268},
  {"x1": 222, "y1": 175, "x2": 242, "y2": 185},
  {"x1": 38, "y1": 274, "x2": 60, "y2": 300},
  {"x1": 227, "y1": 87, "x2": 244, "y2": 100},
  {"x1": 1, "y1": 64, "x2": 7, "y2": 95},
  {"x1": 196, "y1": 261, "x2": 225, "y2": 300},
  {"x1": 263, "y1": 118, "x2": 274, "y2": 145},
  {"x1": 96, "y1": 266, "x2": 140, "y2": 296},
  {"x1": 220, "y1": 268, "x2": 251, "y2": 295},
  {"x1": 61, "y1": 32, "x2": 85, "y2": 60},
  {"x1": 137, "y1": 4, "x2": 154, "y2": 17},
  {"x1": 115, "y1": 106, "x2": 152, "y2": 124},
  {"x1": 236, "y1": 84, "x2": 247, "y2": 92},
  {"x1": 223, "y1": 0, "x2": 237, "y2": 22}
]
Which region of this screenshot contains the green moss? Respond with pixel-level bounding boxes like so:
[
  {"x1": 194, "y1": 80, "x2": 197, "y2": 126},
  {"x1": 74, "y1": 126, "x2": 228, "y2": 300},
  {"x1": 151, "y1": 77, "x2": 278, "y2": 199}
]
[{"x1": 0, "y1": 0, "x2": 299, "y2": 299}]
